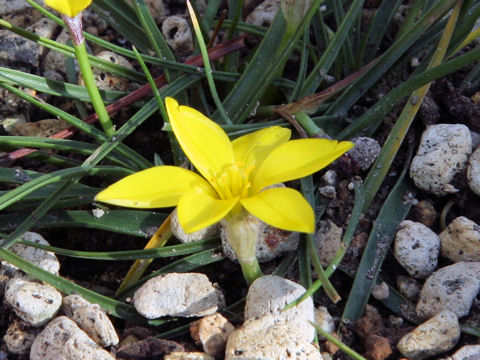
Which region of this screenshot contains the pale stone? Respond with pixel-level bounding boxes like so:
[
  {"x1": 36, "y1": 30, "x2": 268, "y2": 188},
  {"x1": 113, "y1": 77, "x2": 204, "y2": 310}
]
[
  {"x1": 5, "y1": 278, "x2": 62, "y2": 327},
  {"x1": 171, "y1": 208, "x2": 220, "y2": 243},
  {"x1": 446, "y1": 344, "x2": 480, "y2": 360},
  {"x1": 394, "y1": 220, "x2": 439, "y2": 278},
  {"x1": 348, "y1": 137, "x2": 381, "y2": 171},
  {"x1": 225, "y1": 314, "x2": 322, "y2": 360},
  {"x1": 30, "y1": 316, "x2": 115, "y2": 360},
  {"x1": 397, "y1": 310, "x2": 460, "y2": 360},
  {"x1": 3, "y1": 321, "x2": 39, "y2": 354},
  {"x1": 164, "y1": 352, "x2": 215, "y2": 360},
  {"x1": 416, "y1": 262, "x2": 480, "y2": 319},
  {"x1": 62, "y1": 294, "x2": 119, "y2": 347},
  {"x1": 245, "y1": 275, "x2": 315, "y2": 342},
  {"x1": 315, "y1": 220, "x2": 343, "y2": 267},
  {"x1": 410, "y1": 124, "x2": 471, "y2": 195},
  {"x1": 190, "y1": 313, "x2": 234, "y2": 358},
  {"x1": 162, "y1": 16, "x2": 193, "y2": 53},
  {"x1": 314, "y1": 306, "x2": 335, "y2": 341},
  {"x1": 1, "y1": 231, "x2": 60, "y2": 276},
  {"x1": 133, "y1": 273, "x2": 224, "y2": 319},
  {"x1": 439, "y1": 216, "x2": 480, "y2": 262},
  {"x1": 467, "y1": 146, "x2": 480, "y2": 196}
]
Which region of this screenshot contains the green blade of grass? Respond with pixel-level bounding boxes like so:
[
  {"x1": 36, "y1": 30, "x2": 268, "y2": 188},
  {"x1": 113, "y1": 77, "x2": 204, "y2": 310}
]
[
  {"x1": 341, "y1": 177, "x2": 416, "y2": 322},
  {"x1": 0, "y1": 210, "x2": 166, "y2": 237},
  {"x1": 325, "y1": 0, "x2": 456, "y2": 119},
  {"x1": 300, "y1": 0, "x2": 365, "y2": 97},
  {"x1": 18, "y1": 237, "x2": 219, "y2": 261}
]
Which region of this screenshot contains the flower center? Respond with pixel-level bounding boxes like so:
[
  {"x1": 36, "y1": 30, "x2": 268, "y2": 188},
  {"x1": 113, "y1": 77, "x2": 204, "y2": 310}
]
[{"x1": 210, "y1": 161, "x2": 254, "y2": 200}]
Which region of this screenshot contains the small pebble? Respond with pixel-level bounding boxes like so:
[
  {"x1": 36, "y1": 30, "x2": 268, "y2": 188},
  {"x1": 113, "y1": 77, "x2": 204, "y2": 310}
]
[
  {"x1": 245, "y1": 275, "x2": 315, "y2": 342},
  {"x1": 446, "y1": 344, "x2": 480, "y2": 360},
  {"x1": 468, "y1": 147, "x2": 480, "y2": 196},
  {"x1": 318, "y1": 185, "x2": 337, "y2": 199},
  {"x1": 5, "y1": 278, "x2": 62, "y2": 327},
  {"x1": 410, "y1": 124, "x2": 472, "y2": 195},
  {"x1": 396, "y1": 275, "x2": 421, "y2": 300},
  {"x1": 315, "y1": 220, "x2": 343, "y2": 267},
  {"x1": 322, "y1": 170, "x2": 337, "y2": 186},
  {"x1": 1, "y1": 231, "x2": 60, "y2": 276},
  {"x1": 171, "y1": 208, "x2": 220, "y2": 243},
  {"x1": 394, "y1": 220, "x2": 440, "y2": 278},
  {"x1": 348, "y1": 137, "x2": 381, "y2": 171},
  {"x1": 78, "y1": 51, "x2": 136, "y2": 92},
  {"x1": 411, "y1": 200, "x2": 437, "y2": 227},
  {"x1": 3, "y1": 321, "x2": 39, "y2": 354},
  {"x1": 190, "y1": 313, "x2": 234, "y2": 358},
  {"x1": 30, "y1": 316, "x2": 115, "y2": 360},
  {"x1": 397, "y1": 310, "x2": 460, "y2": 360},
  {"x1": 245, "y1": 0, "x2": 279, "y2": 29},
  {"x1": 225, "y1": 314, "x2": 322, "y2": 360},
  {"x1": 439, "y1": 216, "x2": 480, "y2": 262},
  {"x1": 314, "y1": 306, "x2": 335, "y2": 340},
  {"x1": 9, "y1": 118, "x2": 69, "y2": 137},
  {"x1": 162, "y1": 16, "x2": 193, "y2": 53},
  {"x1": 372, "y1": 282, "x2": 389, "y2": 300},
  {"x1": 62, "y1": 294, "x2": 119, "y2": 347},
  {"x1": 133, "y1": 273, "x2": 224, "y2": 319},
  {"x1": 416, "y1": 262, "x2": 480, "y2": 319}
]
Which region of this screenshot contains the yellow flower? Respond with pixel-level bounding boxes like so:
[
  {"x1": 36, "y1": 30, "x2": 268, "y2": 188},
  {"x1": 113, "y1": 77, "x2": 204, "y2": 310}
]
[
  {"x1": 95, "y1": 97, "x2": 353, "y2": 234},
  {"x1": 45, "y1": 0, "x2": 92, "y2": 17}
]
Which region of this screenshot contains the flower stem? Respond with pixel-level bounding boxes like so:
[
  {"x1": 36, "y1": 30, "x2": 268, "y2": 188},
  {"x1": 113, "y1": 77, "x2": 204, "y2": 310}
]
[
  {"x1": 223, "y1": 210, "x2": 263, "y2": 285},
  {"x1": 62, "y1": 13, "x2": 115, "y2": 137}
]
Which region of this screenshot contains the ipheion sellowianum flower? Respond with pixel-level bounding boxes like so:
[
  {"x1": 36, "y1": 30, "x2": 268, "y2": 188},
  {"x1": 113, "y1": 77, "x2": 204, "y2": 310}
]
[{"x1": 96, "y1": 98, "x2": 353, "y2": 283}]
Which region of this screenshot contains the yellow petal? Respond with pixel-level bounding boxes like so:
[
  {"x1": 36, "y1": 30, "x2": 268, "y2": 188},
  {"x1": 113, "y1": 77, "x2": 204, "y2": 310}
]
[
  {"x1": 45, "y1": 0, "x2": 92, "y2": 17},
  {"x1": 232, "y1": 126, "x2": 291, "y2": 167},
  {"x1": 240, "y1": 187, "x2": 314, "y2": 233},
  {"x1": 177, "y1": 193, "x2": 239, "y2": 233},
  {"x1": 166, "y1": 97, "x2": 234, "y2": 181},
  {"x1": 95, "y1": 166, "x2": 215, "y2": 208},
  {"x1": 252, "y1": 139, "x2": 353, "y2": 192}
]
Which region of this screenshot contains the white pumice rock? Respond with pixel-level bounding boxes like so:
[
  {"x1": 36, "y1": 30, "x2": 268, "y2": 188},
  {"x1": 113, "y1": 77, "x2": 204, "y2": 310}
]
[
  {"x1": 0, "y1": 113, "x2": 27, "y2": 133},
  {"x1": 4, "y1": 278, "x2": 62, "y2": 327},
  {"x1": 62, "y1": 294, "x2": 119, "y2": 347},
  {"x1": 133, "y1": 273, "x2": 224, "y2": 319},
  {"x1": 245, "y1": 0, "x2": 279, "y2": 29},
  {"x1": 0, "y1": 0, "x2": 34, "y2": 15},
  {"x1": 1, "y1": 232, "x2": 60, "y2": 276},
  {"x1": 397, "y1": 310, "x2": 460, "y2": 360},
  {"x1": 322, "y1": 170, "x2": 337, "y2": 186},
  {"x1": 372, "y1": 281, "x2": 389, "y2": 300},
  {"x1": 27, "y1": 18, "x2": 58, "y2": 58},
  {"x1": 315, "y1": 220, "x2": 343, "y2": 267},
  {"x1": 416, "y1": 262, "x2": 480, "y2": 319},
  {"x1": 445, "y1": 344, "x2": 480, "y2": 360},
  {"x1": 467, "y1": 146, "x2": 480, "y2": 196},
  {"x1": 245, "y1": 275, "x2": 315, "y2": 342},
  {"x1": 139, "y1": 0, "x2": 167, "y2": 23},
  {"x1": 225, "y1": 314, "x2": 322, "y2": 360},
  {"x1": 394, "y1": 220, "x2": 440, "y2": 278},
  {"x1": 164, "y1": 352, "x2": 215, "y2": 360},
  {"x1": 78, "y1": 51, "x2": 136, "y2": 92},
  {"x1": 171, "y1": 208, "x2": 220, "y2": 243},
  {"x1": 3, "y1": 321, "x2": 39, "y2": 354},
  {"x1": 348, "y1": 137, "x2": 381, "y2": 171},
  {"x1": 30, "y1": 316, "x2": 115, "y2": 360},
  {"x1": 162, "y1": 16, "x2": 193, "y2": 53},
  {"x1": 314, "y1": 306, "x2": 335, "y2": 341},
  {"x1": 221, "y1": 212, "x2": 300, "y2": 263},
  {"x1": 396, "y1": 275, "x2": 421, "y2": 300},
  {"x1": 410, "y1": 124, "x2": 472, "y2": 195},
  {"x1": 190, "y1": 313, "x2": 234, "y2": 359},
  {"x1": 439, "y1": 216, "x2": 480, "y2": 262},
  {"x1": 318, "y1": 185, "x2": 336, "y2": 199}
]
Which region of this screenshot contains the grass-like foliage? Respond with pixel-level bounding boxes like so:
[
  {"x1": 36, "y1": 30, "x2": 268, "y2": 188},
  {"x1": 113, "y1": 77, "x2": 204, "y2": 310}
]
[{"x1": 0, "y1": 0, "x2": 479, "y2": 357}]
